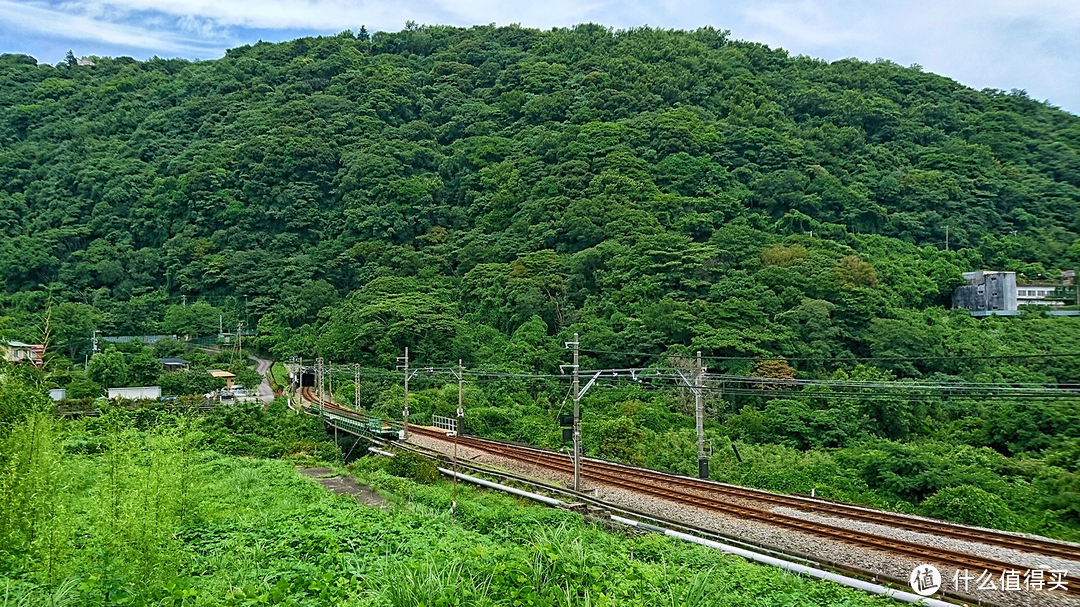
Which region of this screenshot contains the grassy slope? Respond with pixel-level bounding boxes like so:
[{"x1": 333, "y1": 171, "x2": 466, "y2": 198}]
[{"x1": 1, "y1": 434, "x2": 892, "y2": 606}]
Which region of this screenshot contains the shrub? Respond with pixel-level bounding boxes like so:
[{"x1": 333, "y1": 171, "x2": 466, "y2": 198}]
[
  {"x1": 385, "y1": 451, "x2": 439, "y2": 484},
  {"x1": 920, "y1": 485, "x2": 1018, "y2": 529}
]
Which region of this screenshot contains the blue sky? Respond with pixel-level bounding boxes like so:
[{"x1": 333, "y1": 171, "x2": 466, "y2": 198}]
[{"x1": 1, "y1": 0, "x2": 1078, "y2": 115}]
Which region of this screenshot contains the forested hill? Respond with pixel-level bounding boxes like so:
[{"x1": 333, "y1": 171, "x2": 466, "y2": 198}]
[{"x1": 2, "y1": 24, "x2": 1080, "y2": 375}]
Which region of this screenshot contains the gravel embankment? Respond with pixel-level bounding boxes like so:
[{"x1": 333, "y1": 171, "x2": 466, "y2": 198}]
[{"x1": 405, "y1": 434, "x2": 1080, "y2": 607}]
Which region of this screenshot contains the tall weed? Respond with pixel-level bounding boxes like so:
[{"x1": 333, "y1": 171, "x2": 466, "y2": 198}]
[{"x1": 0, "y1": 414, "x2": 68, "y2": 580}]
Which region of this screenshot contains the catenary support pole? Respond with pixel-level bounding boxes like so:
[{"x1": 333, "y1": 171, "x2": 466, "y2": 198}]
[
  {"x1": 316, "y1": 357, "x2": 325, "y2": 406},
  {"x1": 402, "y1": 347, "x2": 410, "y2": 438},
  {"x1": 696, "y1": 350, "x2": 708, "y2": 479},
  {"x1": 572, "y1": 333, "x2": 581, "y2": 491},
  {"x1": 454, "y1": 358, "x2": 464, "y2": 512},
  {"x1": 457, "y1": 359, "x2": 465, "y2": 436}
]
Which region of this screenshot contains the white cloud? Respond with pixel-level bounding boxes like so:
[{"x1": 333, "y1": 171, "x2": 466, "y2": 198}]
[
  {"x1": 729, "y1": 1, "x2": 1079, "y2": 110},
  {"x1": 0, "y1": 0, "x2": 220, "y2": 52}
]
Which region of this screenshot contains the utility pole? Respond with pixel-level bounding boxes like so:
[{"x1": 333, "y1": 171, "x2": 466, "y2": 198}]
[
  {"x1": 398, "y1": 347, "x2": 410, "y2": 438},
  {"x1": 316, "y1": 357, "x2": 325, "y2": 406},
  {"x1": 453, "y1": 358, "x2": 464, "y2": 513},
  {"x1": 945, "y1": 225, "x2": 949, "y2": 252},
  {"x1": 696, "y1": 351, "x2": 708, "y2": 479},
  {"x1": 181, "y1": 294, "x2": 187, "y2": 308},
  {"x1": 571, "y1": 333, "x2": 581, "y2": 491},
  {"x1": 457, "y1": 359, "x2": 464, "y2": 435},
  {"x1": 354, "y1": 363, "x2": 361, "y2": 410}
]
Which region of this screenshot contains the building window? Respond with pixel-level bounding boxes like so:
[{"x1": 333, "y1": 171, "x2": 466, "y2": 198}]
[{"x1": 1039, "y1": 290, "x2": 1047, "y2": 296}]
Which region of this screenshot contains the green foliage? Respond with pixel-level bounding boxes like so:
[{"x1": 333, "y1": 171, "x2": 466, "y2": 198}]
[
  {"x1": 128, "y1": 353, "x2": 161, "y2": 387},
  {"x1": 158, "y1": 369, "x2": 223, "y2": 396},
  {"x1": 0, "y1": 413, "x2": 66, "y2": 578},
  {"x1": 0, "y1": 362, "x2": 52, "y2": 432},
  {"x1": 585, "y1": 415, "x2": 648, "y2": 465},
  {"x1": 920, "y1": 485, "x2": 1019, "y2": 529},
  {"x1": 383, "y1": 450, "x2": 439, "y2": 484},
  {"x1": 86, "y1": 350, "x2": 128, "y2": 389},
  {"x1": 200, "y1": 400, "x2": 329, "y2": 459},
  {"x1": 64, "y1": 378, "x2": 103, "y2": 399},
  {"x1": 0, "y1": 410, "x2": 890, "y2": 607},
  {"x1": 231, "y1": 363, "x2": 263, "y2": 390},
  {"x1": 3, "y1": 23, "x2": 1080, "y2": 549}
]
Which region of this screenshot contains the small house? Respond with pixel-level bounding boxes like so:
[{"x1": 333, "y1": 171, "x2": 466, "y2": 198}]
[
  {"x1": 208, "y1": 369, "x2": 236, "y2": 390},
  {"x1": 160, "y1": 357, "x2": 190, "y2": 372},
  {"x1": 2, "y1": 341, "x2": 44, "y2": 366}
]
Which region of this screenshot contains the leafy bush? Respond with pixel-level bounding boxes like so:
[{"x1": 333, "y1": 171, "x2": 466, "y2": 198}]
[
  {"x1": 920, "y1": 485, "x2": 1019, "y2": 530},
  {"x1": 384, "y1": 451, "x2": 439, "y2": 484}
]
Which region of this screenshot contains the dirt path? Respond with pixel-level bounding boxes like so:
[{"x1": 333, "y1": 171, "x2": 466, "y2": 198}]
[{"x1": 298, "y1": 467, "x2": 388, "y2": 508}]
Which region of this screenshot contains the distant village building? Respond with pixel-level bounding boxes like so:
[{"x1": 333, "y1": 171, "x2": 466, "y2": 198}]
[
  {"x1": 159, "y1": 357, "x2": 190, "y2": 372},
  {"x1": 49, "y1": 388, "x2": 66, "y2": 401},
  {"x1": 2, "y1": 340, "x2": 44, "y2": 366},
  {"x1": 102, "y1": 335, "x2": 177, "y2": 345},
  {"x1": 953, "y1": 270, "x2": 1079, "y2": 315},
  {"x1": 108, "y1": 386, "x2": 162, "y2": 400},
  {"x1": 208, "y1": 370, "x2": 236, "y2": 390},
  {"x1": 75, "y1": 57, "x2": 95, "y2": 67},
  {"x1": 952, "y1": 271, "x2": 1018, "y2": 316},
  {"x1": 1016, "y1": 284, "x2": 1067, "y2": 307}
]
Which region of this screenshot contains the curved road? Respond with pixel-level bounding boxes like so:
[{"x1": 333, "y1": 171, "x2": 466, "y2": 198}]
[{"x1": 252, "y1": 356, "x2": 276, "y2": 405}]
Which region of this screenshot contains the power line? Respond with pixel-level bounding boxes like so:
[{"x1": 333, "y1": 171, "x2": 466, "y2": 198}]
[
  {"x1": 577, "y1": 348, "x2": 1080, "y2": 363},
  {"x1": 308, "y1": 362, "x2": 1080, "y2": 394}
]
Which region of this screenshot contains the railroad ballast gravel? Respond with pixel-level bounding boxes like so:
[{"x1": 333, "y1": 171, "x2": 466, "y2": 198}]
[{"x1": 405, "y1": 433, "x2": 1080, "y2": 607}]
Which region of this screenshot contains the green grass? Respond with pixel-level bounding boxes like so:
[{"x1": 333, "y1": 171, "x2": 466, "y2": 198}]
[
  {"x1": 0, "y1": 412, "x2": 898, "y2": 607},
  {"x1": 268, "y1": 362, "x2": 288, "y2": 393}
]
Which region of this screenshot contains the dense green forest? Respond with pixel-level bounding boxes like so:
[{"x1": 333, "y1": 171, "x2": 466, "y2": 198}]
[{"x1": 4, "y1": 24, "x2": 1080, "y2": 537}]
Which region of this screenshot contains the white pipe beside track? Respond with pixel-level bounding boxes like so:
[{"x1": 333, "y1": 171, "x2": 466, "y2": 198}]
[
  {"x1": 440, "y1": 466, "x2": 957, "y2": 607},
  {"x1": 437, "y1": 467, "x2": 563, "y2": 506},
  {"x1": 368, "y1": 447, "x2": 396, "y2": 457},
  {"x1": 612, "y1": 515, "x2": 956, "y2": 607}
]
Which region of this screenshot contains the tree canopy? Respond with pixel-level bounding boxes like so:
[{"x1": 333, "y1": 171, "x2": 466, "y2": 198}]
[{"x1": 0, "y1": 23, "x2": 1077, "y2": 375}]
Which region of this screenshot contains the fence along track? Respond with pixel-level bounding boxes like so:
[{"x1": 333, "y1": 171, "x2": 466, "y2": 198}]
[{"x1": 407, "y1": 425, "x2": 1080, "y2": 598}]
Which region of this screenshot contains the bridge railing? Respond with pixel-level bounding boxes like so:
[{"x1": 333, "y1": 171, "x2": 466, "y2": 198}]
[
  {"x1": 432, "y1": 414, "x2": 457, "y2": 434},
  {"x1": 311, "y1": 402, "x2": 404, "y2": 439}
]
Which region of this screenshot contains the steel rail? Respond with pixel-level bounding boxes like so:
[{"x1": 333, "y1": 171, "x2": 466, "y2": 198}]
[
  {"x1": 408, "y1": 425, "x2": 1080, "y2": 598},
  {"x1": 411, "y1": 426, "x2": 1080, "y2": 562}
]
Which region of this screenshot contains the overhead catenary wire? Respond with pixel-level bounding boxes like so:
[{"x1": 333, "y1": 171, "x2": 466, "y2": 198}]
[
  {"x1": 577, "y1": 348, "x2": 1080, "y2": 363},
  {"x1": 300, "y1": 357, "x2": 1080, "y2": 402}
]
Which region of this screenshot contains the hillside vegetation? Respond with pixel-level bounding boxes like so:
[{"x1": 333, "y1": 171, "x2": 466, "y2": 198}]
[
  {"x1": 1, "y1": 24, "x2": 1079, "y2": 363},
  {"x1": 0, "y1": 380, "x2": 891, "y2": 606},
  {"x1": 4, "y1": 24, "x2": 1080, "y2": 537}
]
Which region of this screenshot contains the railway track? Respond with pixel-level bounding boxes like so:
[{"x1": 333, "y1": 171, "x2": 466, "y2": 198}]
[
  {"x1": 299, "y1": 391, "x2": 1080, "y2": 598},
  {"x1": 406, "y1": 424, "x2": 1080, "y2": 598},
  {"x1": 412, "y1": 426, "x2": 1080, "y2": 563}
]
